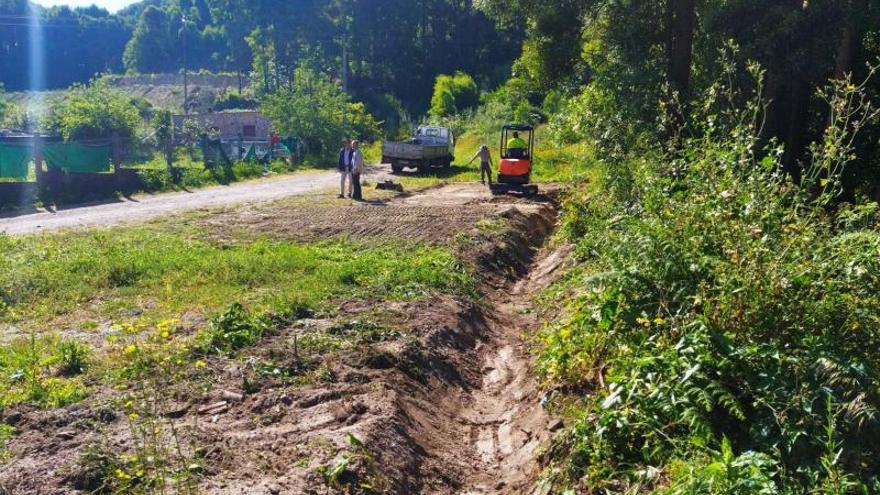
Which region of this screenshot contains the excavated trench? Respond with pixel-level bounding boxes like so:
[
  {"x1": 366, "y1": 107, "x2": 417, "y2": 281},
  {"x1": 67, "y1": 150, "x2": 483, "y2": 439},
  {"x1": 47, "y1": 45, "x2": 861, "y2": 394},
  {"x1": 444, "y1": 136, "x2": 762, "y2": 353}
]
[{"x1": 359, "y1": 202, "x2": 564, "y2": 494}]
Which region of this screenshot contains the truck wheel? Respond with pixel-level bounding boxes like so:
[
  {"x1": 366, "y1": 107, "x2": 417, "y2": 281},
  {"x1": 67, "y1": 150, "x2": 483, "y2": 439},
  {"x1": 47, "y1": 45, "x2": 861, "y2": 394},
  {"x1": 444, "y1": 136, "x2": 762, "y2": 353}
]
[
  {"x1": 391, "y1": 163, "x2": 403, "y2": 174},
  {"x1": 417, "y1": 163, "x2": 429, "y2": 175}
]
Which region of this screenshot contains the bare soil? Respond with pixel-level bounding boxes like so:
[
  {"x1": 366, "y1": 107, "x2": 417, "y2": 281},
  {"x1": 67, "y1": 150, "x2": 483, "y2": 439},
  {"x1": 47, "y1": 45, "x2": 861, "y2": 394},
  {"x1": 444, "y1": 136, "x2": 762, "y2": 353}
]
[{"x1": 0, "y1": 183, "x2": 570, "y2": 495}]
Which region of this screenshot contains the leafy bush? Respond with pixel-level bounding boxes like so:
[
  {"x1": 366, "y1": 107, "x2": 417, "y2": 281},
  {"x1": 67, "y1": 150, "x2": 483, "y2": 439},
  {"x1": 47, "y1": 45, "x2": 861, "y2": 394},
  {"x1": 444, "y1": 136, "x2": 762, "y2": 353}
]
[
  {"x1": 45, "y1": 79, "x2": 142, "y2": 141},
  {"x1": 540, "y1": 67, "x2": 880, "y2": 493},
  {"x1": 196, "y1": 303, "x2": 269, "y2": 356},
  {"x1": 429, "y1": 72, "x2": 479, "y2": 119},
  {"x1": 212, "y1": 89, "x2": 257, "y2": 111},
  {"x1": 57, "y1": 340, "x2": 90, "y2": 377}
]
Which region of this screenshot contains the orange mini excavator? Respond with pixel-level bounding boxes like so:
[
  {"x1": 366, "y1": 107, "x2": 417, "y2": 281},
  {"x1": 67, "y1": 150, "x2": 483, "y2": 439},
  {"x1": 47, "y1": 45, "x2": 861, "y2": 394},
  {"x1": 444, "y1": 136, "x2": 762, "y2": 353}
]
[{"x1": 490, "y1": 123, "x2": 538, "y2": 196}]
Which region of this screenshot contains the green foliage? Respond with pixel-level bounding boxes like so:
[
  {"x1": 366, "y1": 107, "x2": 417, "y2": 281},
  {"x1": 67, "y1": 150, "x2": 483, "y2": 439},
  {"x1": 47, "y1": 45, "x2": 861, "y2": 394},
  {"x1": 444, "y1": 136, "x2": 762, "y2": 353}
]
[
  {"x1": 0, "y1": 335, "x2": 88, "y2": 409},
  {"x1": 261, "y1": 67, "x2": 379, "y2": 157},
  {"x1": 317, "y1": 432, "x2": 385, "y2": 494},
  {"x1": 123, "y1": 5, "x2": 174, "y2": 74},
  {"x1": 96, "y1": 318, "x2": 202, "y2": 495},
  {"x1": 0, "y1": 423, "x2": 13, "y2": 463},
  {"x1": 212, "y1": 90, "x2": 257, "y2": 111},
  {"x1": 539, "y1": 66, "x2": 880, "y2": 493},
  {"x1": 0, "y1": 3, "x2": 128, "y2": 91},
  {"x1": 430, "y1": 72, "x2": 480, "y2": 119},
  {"x1": 0, "y1": 84, "x2": 8, "y2": 124},
  {"x1": 46, "y1": 80, "x2": 141, "y2": 141},
  {"x1": 196, "y1": 303, "x2": 269, "y2": 356},
  {"x1": 58, "y1": 340, "x2": 90, "y2": 377},
  {"x1": 153, "y1": 109, "x2": 172, "y2": 145}
]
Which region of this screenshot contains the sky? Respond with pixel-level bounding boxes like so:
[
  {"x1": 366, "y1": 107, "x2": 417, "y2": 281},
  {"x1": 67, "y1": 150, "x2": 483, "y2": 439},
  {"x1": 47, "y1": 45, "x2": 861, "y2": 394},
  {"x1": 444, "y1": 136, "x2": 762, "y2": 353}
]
[{"x1": 32, "y1": 0, "x2": 139, "y2": 12}]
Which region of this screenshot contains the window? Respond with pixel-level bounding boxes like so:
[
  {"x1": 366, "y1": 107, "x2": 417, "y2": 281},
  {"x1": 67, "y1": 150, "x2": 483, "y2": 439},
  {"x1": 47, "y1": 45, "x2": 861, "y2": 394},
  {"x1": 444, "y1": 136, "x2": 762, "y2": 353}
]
[{"x1": 243, "y1": 125, "x2": 256, "y2": 137}]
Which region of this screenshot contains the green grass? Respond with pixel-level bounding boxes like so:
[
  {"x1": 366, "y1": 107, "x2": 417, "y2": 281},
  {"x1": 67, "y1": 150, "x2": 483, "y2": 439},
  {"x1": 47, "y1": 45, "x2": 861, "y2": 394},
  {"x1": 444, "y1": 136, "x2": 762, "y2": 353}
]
[
  {"x1": 0, "y1": 335, "x2": 88, "y2": 409},
  {"x1": 0, "y1": 220, "x2": 476, "y2": 411},
  {"x1": 0, "y1": 227, "x2": 474, "y2": 328},
  {"x1": 0, "y1": 422, "x2": 13, "y2": 462}
]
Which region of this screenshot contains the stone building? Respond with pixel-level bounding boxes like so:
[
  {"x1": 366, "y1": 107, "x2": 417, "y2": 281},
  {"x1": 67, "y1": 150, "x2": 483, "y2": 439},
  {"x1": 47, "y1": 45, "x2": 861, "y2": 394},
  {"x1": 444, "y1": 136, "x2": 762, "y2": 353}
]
[{"x1": 173, "y1": 111, "x2": 272, "y2": 141}]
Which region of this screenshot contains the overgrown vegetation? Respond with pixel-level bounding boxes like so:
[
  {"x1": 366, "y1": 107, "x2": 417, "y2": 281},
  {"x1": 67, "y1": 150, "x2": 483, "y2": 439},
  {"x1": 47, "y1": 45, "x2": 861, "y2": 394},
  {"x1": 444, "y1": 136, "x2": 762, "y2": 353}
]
[
  {"x1": 536, "y1": 58, "x2": 880, "y2": 493},
  {"x1": 0, "y1": 335, "x2": 88, "y2": 409}
]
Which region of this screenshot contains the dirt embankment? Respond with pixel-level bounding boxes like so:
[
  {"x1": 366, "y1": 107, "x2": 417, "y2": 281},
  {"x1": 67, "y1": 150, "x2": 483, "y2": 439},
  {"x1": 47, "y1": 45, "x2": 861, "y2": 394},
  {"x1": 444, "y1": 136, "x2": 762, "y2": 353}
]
[{"x1": 0, "y1": 184, "x2": 570, "y2": 494}]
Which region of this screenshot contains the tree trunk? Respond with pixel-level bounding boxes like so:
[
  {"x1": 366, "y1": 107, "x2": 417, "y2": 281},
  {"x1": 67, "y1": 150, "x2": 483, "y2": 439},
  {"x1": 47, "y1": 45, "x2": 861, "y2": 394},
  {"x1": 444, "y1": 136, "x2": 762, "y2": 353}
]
[
  {"x1": 781, "y1": 78, "x2": 811, "y2": 182},
  {"x1": 665, "y1": 0, "x2": 697, "y2": 141},
  {"x1": 668, "y1": 0, "x2": 697, "y2": 96},
  {"x1": 834, "y1": 26, "x2": 853, "y2": 80}
]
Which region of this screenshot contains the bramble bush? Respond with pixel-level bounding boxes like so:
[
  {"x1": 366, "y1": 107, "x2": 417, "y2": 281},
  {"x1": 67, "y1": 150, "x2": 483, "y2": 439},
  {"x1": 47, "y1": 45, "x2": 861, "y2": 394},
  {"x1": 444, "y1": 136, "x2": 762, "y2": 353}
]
[{"x1": 539, "y1": 61, "x2": 880, "y2": 493}]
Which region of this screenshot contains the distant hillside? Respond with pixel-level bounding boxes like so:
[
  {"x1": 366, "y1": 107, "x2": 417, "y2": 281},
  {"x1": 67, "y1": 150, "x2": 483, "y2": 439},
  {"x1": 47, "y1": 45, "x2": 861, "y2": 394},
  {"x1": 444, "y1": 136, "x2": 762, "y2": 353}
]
[{"x1": 8, "y1": 73, "x2": 251, "y2": 114}]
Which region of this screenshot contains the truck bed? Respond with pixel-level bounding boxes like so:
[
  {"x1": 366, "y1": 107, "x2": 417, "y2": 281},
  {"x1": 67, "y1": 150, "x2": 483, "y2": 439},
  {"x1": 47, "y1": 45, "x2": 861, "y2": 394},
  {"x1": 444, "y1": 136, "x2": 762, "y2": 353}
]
[{"x1": 382, "y1": 140, "x2": 449, "y2": 161}]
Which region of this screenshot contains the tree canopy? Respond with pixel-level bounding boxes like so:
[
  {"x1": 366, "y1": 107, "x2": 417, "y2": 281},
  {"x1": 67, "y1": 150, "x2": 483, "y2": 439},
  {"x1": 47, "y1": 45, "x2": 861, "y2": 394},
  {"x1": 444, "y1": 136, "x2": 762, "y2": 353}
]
[{"x1": 0, "y1": 0, "x2": 522, "y2": 118}]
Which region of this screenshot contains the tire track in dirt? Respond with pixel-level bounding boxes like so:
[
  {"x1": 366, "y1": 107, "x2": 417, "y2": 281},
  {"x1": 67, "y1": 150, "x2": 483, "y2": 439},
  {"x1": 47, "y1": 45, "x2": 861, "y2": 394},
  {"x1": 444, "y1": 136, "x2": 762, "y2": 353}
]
[{"x1": 442, "y1": 216, "x2": 565, "y2": 494}]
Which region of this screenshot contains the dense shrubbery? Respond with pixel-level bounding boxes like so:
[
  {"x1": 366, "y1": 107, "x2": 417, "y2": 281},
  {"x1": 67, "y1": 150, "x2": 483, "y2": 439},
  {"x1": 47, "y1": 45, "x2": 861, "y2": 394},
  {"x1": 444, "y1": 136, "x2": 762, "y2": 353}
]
[
  {"x1": 539, "y1": 67, "x2": 880, "y2": 493},
  {"x1": 45, "y1": 80, "x2": 143, "y2": 140},
  {"x1": 212, "y1": 90, "x2": 257, "y2": 111},
  {"x1": 429, "y1": 72, "x2": 480, "y2": 119}
]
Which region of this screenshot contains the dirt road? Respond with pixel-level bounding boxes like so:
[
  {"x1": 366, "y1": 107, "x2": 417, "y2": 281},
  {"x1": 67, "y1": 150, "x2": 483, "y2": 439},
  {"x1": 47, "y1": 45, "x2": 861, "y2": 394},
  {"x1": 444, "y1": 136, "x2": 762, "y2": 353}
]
[{"x1": 0, "y1": 169, "x2": 370, "y2": 235}]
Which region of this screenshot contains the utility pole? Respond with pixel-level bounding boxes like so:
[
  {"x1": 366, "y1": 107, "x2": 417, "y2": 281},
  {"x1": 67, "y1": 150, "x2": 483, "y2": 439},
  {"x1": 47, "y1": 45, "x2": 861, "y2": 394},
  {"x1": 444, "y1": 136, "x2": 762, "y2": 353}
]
[
  {"x1": 342, "y1": 44, "x2": 348, "y2": 130},
  {"x1": 182, "y1": 15, "x2": 189, "y2": 115},
  {"x1": 341, "y1": 2, "x2": 352, "y2": 133}
]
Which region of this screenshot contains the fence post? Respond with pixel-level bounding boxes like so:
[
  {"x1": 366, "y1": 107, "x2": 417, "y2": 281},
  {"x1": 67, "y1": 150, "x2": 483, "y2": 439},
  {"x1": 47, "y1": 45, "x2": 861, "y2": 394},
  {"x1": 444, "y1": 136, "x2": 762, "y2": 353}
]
[
  {"x1": 33, "y1": 134, "x2": 43, "y2": 181},
  {"x1": 33, "y1": 134, "x2": 49, "y2": 202},
  {"x1": 165, "y1": 139, "x2": 174, "y2": 176},
  {"x1": 112, "y1": 133, "x2": 122, "y2": 174}
]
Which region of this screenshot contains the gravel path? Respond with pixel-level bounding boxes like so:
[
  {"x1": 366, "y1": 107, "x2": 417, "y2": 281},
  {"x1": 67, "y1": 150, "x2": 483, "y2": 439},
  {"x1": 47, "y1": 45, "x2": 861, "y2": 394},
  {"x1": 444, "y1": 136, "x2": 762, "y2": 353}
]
[{"x1": 0, "y1": 170, "x2": 355, "y2": 235}]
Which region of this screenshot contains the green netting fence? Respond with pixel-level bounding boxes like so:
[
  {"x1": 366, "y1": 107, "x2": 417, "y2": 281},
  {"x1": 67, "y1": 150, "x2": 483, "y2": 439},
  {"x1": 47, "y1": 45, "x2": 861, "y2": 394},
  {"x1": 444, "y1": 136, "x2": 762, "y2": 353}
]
[
  {"x1": 0, "y1": 144, "x2": 33, "y2": 179},
  {"x1": 44, "y1": 142, "x2": 111, "y2": 173},
  {"x1": 244, "y1": 144, "x2": 257, "y2": 162}
]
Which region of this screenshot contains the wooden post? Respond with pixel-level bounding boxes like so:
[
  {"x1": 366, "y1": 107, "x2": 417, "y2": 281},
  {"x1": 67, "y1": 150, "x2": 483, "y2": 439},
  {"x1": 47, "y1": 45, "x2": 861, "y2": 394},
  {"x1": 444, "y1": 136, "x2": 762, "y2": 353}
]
[
  {"x1": 33, "y1": 134, "x2": 43, "y2": 182},
  {"x1": 33, "y1": 134, "x2": 48, "y2": 201},
  {"x1": 111, "y1": 133, "x2": 122, "y2": 174}
]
